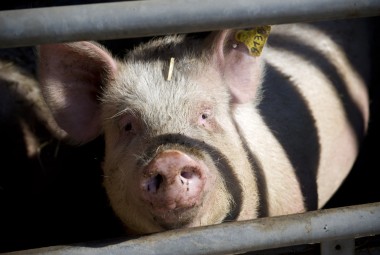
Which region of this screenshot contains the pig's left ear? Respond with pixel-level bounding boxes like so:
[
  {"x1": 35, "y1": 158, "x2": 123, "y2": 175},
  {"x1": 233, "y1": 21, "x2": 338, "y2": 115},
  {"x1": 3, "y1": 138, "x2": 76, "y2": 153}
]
[
  {"x1": 207, "y1": 28, "x2": 269, "y2": 104},
  {"x1": 38, "y1": 41, "x2": 118, "y2": 143}
]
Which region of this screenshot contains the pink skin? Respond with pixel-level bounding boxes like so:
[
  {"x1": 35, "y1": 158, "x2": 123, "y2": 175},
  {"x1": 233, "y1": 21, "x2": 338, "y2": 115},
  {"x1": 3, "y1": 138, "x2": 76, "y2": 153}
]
[{"x1": 140, "y1": 150, "x2": 207, "y2": 225}]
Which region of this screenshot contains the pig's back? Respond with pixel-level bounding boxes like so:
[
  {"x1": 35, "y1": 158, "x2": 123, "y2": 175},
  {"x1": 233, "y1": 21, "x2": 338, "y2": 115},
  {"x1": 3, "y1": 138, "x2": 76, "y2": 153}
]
[{"x1": 237, "y1": 20, "x2": 370, "y2": 216}]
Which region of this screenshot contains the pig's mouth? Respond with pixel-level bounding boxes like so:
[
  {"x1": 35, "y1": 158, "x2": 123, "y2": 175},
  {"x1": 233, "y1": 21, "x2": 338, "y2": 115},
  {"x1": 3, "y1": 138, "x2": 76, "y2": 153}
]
[{"x1": 151, "y1": 206, "x2": 200, "y2": 230}]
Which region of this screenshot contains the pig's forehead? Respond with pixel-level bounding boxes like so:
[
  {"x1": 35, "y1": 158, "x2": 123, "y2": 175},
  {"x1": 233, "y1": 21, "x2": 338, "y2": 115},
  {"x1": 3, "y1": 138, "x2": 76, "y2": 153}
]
[{"x1": 103, "y1": 60, "x2": 225, "y2": 115}]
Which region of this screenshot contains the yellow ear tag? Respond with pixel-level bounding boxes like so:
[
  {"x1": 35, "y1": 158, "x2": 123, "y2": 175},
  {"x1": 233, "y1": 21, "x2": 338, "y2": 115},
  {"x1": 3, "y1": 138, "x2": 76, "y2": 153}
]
[{"x1": 235, "y1": 26, "x2": 271, "y2": 57}]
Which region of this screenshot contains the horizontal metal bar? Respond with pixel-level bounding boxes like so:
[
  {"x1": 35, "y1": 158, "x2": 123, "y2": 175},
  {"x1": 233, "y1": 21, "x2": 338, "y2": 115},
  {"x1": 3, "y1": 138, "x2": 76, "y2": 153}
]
[
  {"x1": 6, "y1": 202, "x2": 380, "y2": 255},
  {"x1": 0, "y1": 0, "x2": 380, "y2": 48}
]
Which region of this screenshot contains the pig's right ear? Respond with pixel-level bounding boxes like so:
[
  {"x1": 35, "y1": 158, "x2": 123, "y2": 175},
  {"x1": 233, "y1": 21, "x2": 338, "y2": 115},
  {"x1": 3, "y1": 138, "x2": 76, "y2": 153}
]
[
  {"x1": 207, "y1": 29, "x2": 265, "y2": 104},
  {"x1": 38, "y1": 41, "x2": 118, "y2": 144}
]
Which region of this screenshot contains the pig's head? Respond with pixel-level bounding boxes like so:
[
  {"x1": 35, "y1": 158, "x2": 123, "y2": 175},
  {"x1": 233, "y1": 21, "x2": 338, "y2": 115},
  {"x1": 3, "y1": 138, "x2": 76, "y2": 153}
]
[{"x1": 38, "y1": 30, "x2": 264, "y2": 233}]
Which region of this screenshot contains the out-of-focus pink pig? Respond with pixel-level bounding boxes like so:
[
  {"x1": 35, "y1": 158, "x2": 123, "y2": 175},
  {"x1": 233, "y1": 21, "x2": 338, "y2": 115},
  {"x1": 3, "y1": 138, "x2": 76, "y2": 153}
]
[{"x1": 37, "y1": 20, "x2": 370, "y2": 234}]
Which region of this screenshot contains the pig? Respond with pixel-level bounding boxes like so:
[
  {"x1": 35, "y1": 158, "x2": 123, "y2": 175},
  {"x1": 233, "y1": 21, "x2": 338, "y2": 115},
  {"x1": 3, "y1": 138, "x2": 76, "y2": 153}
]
[
  {"x1": 37, "y1": 20, "x2": 370, "y2": 234},
  {"x1": 0, "y1": 60, "x2": 66, "y2": 158}
]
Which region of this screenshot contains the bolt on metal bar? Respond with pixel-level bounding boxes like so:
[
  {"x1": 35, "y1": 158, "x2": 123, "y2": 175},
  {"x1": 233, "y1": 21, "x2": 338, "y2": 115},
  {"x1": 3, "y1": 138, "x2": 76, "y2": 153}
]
[
  {"x1": 0, "y1": 0, "x2": 380, "y2": 48},
  {"x1": 6, "y1": 202, "x2": 380, "y2": 255},
  {"x1": 321, "y1": 239, "x2": 355, "y2": 255}
]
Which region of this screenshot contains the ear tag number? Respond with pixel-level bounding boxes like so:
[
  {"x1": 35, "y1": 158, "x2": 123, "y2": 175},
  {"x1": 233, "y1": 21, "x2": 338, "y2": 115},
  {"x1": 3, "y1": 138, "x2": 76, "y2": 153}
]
[{"x1": 235, "y1": 26, "x2": 271, "y2": 57}]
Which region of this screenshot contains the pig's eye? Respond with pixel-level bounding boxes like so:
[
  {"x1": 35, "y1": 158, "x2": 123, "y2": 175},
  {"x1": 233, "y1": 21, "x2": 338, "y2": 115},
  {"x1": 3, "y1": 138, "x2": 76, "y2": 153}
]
[
  {"x1": 198, "y1": 109, "x2": 212, "y2": 127},
  {"x1": 197, "y1": 107, "x2": 220, "y2": 131},
  {"x1": 201, "y1": 113, "x2": 209, "y2": 120},
  {"x1": 119, "y1": 115, "x2": 136, "y2": 134},
  {"x1": 124, "y1": 122, "x2": 133, "y2": 132}
]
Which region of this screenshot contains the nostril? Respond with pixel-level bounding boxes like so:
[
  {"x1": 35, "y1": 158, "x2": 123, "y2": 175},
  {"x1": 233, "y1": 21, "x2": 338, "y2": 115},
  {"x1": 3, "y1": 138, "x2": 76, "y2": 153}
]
[
  {"x1": 146, "y1": 174, "x2": 163, "y2": 193},
  {"x1": 180, "y1": 167, "x2": 199, "y2": 180},
  {"x1": 180, "y1": 171, "x2": 193, "y2": 179}
]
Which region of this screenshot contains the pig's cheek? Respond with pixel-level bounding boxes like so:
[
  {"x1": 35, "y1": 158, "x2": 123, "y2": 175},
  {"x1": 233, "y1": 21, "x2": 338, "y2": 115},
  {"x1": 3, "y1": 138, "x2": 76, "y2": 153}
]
[
  {"x1": 103, "y1": 168, "x2": 129, "y2": 213},
  {"x1": 117, "y1": 130, "x2": 137, "y2": 148},
  {"x1": 172, "y1": 131, "x2": 230, "y2": 224},
  {"x1": 188, "y1": 173, "x2": 229, "y2": 227},
  {"x1": 104, "y1": 161, "x2": 150, "y2": 224}
]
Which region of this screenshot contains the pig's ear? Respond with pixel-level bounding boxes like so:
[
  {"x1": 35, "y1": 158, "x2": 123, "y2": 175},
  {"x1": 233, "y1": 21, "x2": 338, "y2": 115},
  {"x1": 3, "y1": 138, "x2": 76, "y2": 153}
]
[
  {"x1": 208, "y1": 29, "x2": 265, "y2": 104},
  {"x1": 38, "y1": 41, "x2": 118, "y2": 143}
]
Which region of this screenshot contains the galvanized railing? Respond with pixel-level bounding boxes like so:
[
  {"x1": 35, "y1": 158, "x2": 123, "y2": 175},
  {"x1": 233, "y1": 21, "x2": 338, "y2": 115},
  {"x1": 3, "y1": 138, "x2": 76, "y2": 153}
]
[
  {"x1": 4, "y1": 202, "x2": 380, "y2": 255},
  {"x1": 0, "y1": 0, "x2": 380, "y2": 48}
]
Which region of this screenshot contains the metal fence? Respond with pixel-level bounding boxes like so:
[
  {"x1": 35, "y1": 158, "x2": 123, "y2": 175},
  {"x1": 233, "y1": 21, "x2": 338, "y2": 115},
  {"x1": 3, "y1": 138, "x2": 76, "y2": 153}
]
[
  {"x1": 0, "y1": 0, "x2": 380, "y2": 48},
  {"x1": 1, "y1": 1, "x2": 380, "y2": 254},
  {"x1": 3, "y1": 202, "x2": 380, "y2": 255}
]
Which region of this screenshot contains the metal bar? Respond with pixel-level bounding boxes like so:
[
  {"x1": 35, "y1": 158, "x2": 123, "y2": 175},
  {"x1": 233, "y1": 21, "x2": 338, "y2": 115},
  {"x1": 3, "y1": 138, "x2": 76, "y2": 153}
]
[
  {"x1": 0, "y1": 0, "x2": 380, "y2": 48},
  {"x1": 6, "y1": 202, "x2": 380, "y2": 255}
]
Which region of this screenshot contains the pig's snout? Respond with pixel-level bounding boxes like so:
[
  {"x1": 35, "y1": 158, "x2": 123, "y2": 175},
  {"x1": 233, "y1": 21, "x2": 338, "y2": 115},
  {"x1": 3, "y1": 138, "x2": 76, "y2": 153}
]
[{"x1": 141, "y1": 150, "x2": 206, "y2": 214}]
